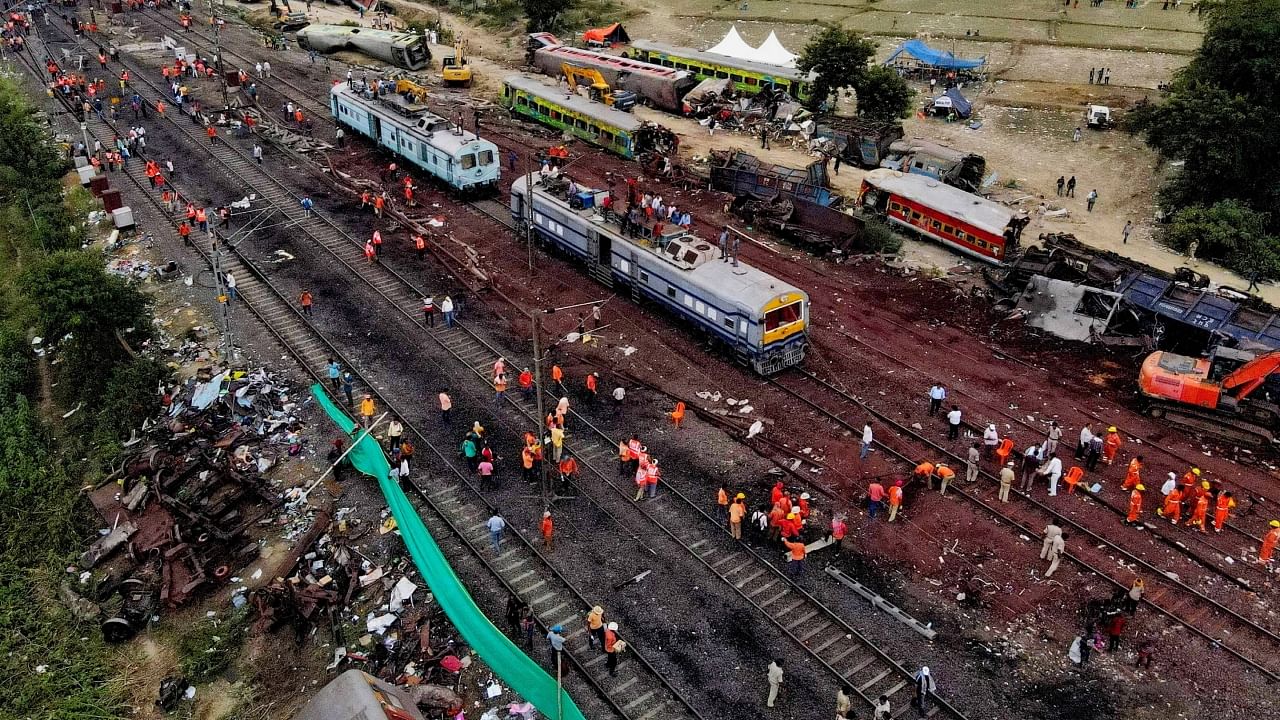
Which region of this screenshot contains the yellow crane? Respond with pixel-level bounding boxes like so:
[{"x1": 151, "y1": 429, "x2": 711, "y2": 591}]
[
  {"x1": 441, "y1": 38, "x2": 472, "y2": 87},
  {"x1": 394, "y1": 76, "x2": 430, "y2": 103},
  {"x1": 561, "y1": 63, "x2": 636, "y2": 111}
]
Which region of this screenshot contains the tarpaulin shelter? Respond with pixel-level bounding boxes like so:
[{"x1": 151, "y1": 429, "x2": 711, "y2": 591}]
[
  {"x1": 310, "y1": 385, "x2": 587, "y2": 720},
  {"x1": 884, "y1": 39, "x2": 986, "y2": 73},
  {"x1": 755, "y1": 30, "x2": 798, "y2": 68},
  {"x1": 582, "y1": 23, "x2": 629, "y2": 47},
  {"x1": 931, "y1": 87, "x2": 972, "y2": 118}
]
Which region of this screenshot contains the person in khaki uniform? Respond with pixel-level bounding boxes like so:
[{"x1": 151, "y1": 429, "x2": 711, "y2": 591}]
[{"x1": 998, "y1": 462, "x2": 1015, "y2": 502}]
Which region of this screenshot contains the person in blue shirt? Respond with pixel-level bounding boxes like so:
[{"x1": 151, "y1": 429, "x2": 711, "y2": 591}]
[{"x1": 326, "y1": 358, "x2": 341, "y2": 391}]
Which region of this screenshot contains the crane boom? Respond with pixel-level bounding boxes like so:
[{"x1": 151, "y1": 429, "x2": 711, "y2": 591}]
[{"x1": 1220, "y1": 350, "x2": 1280, "y2": 400}]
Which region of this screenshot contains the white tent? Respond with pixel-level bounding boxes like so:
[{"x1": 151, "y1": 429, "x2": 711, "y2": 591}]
[
  {"x1": 706, "y1": 25, "x2": 757, "y2": 61},
  {"x1": 755, "y1": 31, "x2": 798, "y2": 67}
]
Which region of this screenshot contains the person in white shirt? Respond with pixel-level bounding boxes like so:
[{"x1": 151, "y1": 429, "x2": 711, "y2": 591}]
[
  {"x1": 928, "y1": 383, "x2": 946, "y2": 415},
  {"x1": 486, "y1": 512, "x2": 505, "y2": 552},
  {"x1": 946, "y1": 405, "x2": 962, "y2": 440},
  {"x1": 1038, "y1": 454, "x2": 1063, "y2": 496},
  {"x1": 1077, "y1": 423, "x2": 1094, "y2": 460},
  {"x1": 224, "y1": 272, "x2": 236, "y2": 300},
  {"x1": 983, "y1": 423, "x2": 1000, "y2": 458},
  {"x1": 860, "y1": 421, "x2": 873, "y2": 460},
  {"x1": 766, "y1": 659, "x2": 784, "y2": 708},
  {"x1": 1160, "y1": 471, "x2": 1177, "y2": 497}
]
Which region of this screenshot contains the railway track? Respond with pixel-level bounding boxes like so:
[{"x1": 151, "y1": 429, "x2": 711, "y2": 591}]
[
  {"x1": 26, "y1": 22, "x2": 703, "y2": 720},
  {"x1": 75, "y1": 20, "x2": 978, "y2": 717},
  {"x1": 807, "y1": 324, "x2": 1273, "y2": 583},
  {"x1": 768, "y1": 368, "x2": 1280, "y2": 682}
]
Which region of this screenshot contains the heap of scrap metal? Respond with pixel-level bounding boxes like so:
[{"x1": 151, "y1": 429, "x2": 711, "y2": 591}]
[
  {"x1": 81, "y1": 367, "x2": 312, "y2": 641},
  {"x1": 989, "y1": 233, "x2": 1280, "y2": 352},
  {"x1": 708, "y1": 150, "x2": 863, "y2": 252}
]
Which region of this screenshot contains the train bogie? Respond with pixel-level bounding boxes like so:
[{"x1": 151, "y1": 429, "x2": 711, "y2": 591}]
[
  {"x1": 330, "y1": 85, "x2": 499, "y2": 193},
  {"x1": 298, "y1": 25, "x2": 430, "y2": 70},
  {"x1": 509, "y1": 175, "x2": 808, "y2": 374}
]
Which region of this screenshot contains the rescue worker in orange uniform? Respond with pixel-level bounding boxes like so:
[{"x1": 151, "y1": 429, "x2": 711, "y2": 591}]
[
  {"x1": 729, "y1": 493, "x2": 747, "y2": 540},
  {"x1": 1102, "y1": 426, "x2": 1122, "y2": 465},
  {"x1": 1260, "y1": 520, "x2": 1280, "y2": 563},
  {"x1": 521, "y1": 443, "x2": 536, "y2": 483},
  {"x1": 914, "y1": 461, "x2": 936, "y2": 490},
  {"x1": 1188, "y1": 492, "x2": 1210, "y2": 532},
  {"x1": 585, "y1": 372, "x2": 598, "y2": 403},
  {"x1": 1212, "y1": 491, "x2": 1236, "y2": 533},
  {"x1": 770, "y1": 481, "x2": 785, "y2": 506},
  {"x1": 616, "y1": 439, "x2": 631, "y2": 477},
  {"x1": 1159, "y1": 486, "x2": 1183, "y2": 524},
  {"x1": 1123, "y1": 456, "x2": 1143, "y2": 490},
  {"x1": 784, "y1": 537, "x2": 807, "y2": 576},
  {"x1": 633, "y1": 453, "x2": 649, "y2": 501},
  {"x1": 798, "y1": 493, "x2": 811, "y2": 520},
  {"x1": 551, "y1": 364, "x2": 564, "y2": 393},
  {"x1": 540, "y1": 510, "x2": 554, "y2": 550},
  {"x1": 935, "y1": 463, "x2": 956, "y2": 496},
  {"x1": 767, "y1": 504, "x2": 785, "y2": 541},
  {"x1": 887, "y1": 479, "x2": 904, "y2": 522},
  {"x1": 1126, "y1": 484, "x2": 1144, "y2": 524},
  {"x1": 716, "y1": 487, "x2": 729, "y2": 524}
]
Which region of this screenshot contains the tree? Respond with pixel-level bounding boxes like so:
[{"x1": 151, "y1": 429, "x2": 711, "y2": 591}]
[
  {"x1": 796, "y1": 26, "x2": 877, "y2": 110},
  {"x1": 853, "y1": 65, "x2": 914, "y2": 122},
  {"x1": 1129, "y1": 0, "x2": 1280, "y2": 237},
  {"x1": 1164, "y1": 200, "x2": 1280, "y2": 279},
  {"x1": 523, "y1": 0, "x2": 571, "y2": 32}
]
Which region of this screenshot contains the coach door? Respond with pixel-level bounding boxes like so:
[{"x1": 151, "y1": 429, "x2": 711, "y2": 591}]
[
  {"x1": 586, "y1": 230, "x2": 613, "y2": 287},
  {"x1": 369, "y1": 114, "x2": 381, "y2": 140}
]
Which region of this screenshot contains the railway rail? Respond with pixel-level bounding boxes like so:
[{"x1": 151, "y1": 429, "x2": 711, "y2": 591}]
[
  {"x1": 768, "y1": 368, "x2": 1280, "y2": 682},
  {"x1": 74, "y1": 20, "x2": 974, "y2": 717},
  {"x1": 25, "y1": 21, "x2": 702, "y2": 720}
]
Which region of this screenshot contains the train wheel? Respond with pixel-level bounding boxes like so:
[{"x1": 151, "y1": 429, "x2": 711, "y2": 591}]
[{"x1": 1146, "y1": 405, "x2": 1165, "y2": 418}]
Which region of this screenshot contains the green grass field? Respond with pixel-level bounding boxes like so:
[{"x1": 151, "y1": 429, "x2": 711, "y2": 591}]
[{"x1": 681, "y1": 0, "x2": 1203, "y2": 53}]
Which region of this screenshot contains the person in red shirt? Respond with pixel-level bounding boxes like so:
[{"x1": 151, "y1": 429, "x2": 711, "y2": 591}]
[{"x1": 867, "y1": 480, "x2": 885, "y2": 519}]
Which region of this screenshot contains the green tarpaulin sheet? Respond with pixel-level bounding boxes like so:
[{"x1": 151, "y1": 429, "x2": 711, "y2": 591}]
[{"x1": 311, "y1": 384, "x2": 586, "y2": 720}]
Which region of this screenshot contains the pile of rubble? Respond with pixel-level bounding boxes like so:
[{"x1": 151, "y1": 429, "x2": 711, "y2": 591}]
[{"x1": 73, "y1": 366, "x2": 313, "y2": 641}]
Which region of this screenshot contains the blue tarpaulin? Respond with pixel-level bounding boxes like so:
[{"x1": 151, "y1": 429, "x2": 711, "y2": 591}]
[{"x1": 884, "y1": 39, "x2": 986, "y2": 71}]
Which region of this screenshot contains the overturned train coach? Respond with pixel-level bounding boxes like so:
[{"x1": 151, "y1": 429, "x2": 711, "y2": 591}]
[
  {"x1": 526, "y1": 32, "x2": 695, "y2": 114},
  {"x1": 510, "y1": 174, "x2": 809, "y2": 374},
  {"x1": 297, "y1": 25, "x2": 431, "y2": 70},
  {"x1": 330, "y1": 84, "x2": 500, "y2": 194}
]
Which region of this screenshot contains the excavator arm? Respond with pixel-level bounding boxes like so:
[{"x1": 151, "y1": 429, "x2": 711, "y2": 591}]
[{"x1": 1220, "y1": 350, "x2": 1280, "y2": 400}]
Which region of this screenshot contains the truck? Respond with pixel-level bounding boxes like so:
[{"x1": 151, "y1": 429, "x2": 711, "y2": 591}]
[{"x1": 1138, "y1": 347, "x2": 1280, "y2": 445}]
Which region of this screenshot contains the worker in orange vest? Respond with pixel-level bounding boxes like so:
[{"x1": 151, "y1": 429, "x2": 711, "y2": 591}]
[
  {"x1": 887, "y1": 479, "x2": 904, "y2": 522},
  {"x1": 1159, "y1": 486, "x2": 1183, "y2": 524},
  {"x1": 517, "y1": 367, "x2": 533, "y2": 401},
  {"x1": 1187, "y1": 493, "x2": 1210, "y2": 532},
  {"x1": 551, "y1": 364, "x2": 564, "y2": 393},
  {"x1": 1212, "y1": 492, "x2": 1235, "y2": 532},
  {"x1": 1125, "y1": 484, "x2": 1144, "y2": 524},
  {"x1": 177, "y1": 220, "x2": 191, "y2": 244},
  {"x1": 644, "y1": 457, "x2": 660, "y2": 499},
  {"x1": 361, "y1": 190, "x2": 371, "y2": 209},
  {"x1": 585, "y1": 372, "x2": 598, "y2": 403},
  {"x1": 767, "y1": 504, "x2": 785, "y2": 541},
  {"x1": 205, "y1": 124, "x2": 218, "y2": 144},
  {"x1": 729, "y1": 493, "x2": 746, "y2": 539},
  {"x1": 784, "y1": 537, "x2": 806, "y2": 576},
  {"x1": 299, "y1": 289, "x2": 314, "y2": 316},
  {"x1": 632, "y1": 454, "x2": 649, "y2": 501},
  {"x1": 558, "y1": 454, "x2": 577, "y2": 493},
  {"x1": 1123, "y1": 456, "x2": 1143, "y2": 490},
  {"x1": 404, "y1": 183, "x2": 414, "y2": 206},
  {"x1": 914, "y1": 461, "x2": 936, "y2": 489},
  {"x1": 373, "y1": 193, "x2": 385, "y2": 217},
  {"x1": 194, "y1": 207, "x2": 208, "y2": 232},
  {"x1": 371, "y1": 229, "x2": 383, "y2": 257},
  {"x1": 716, "y1": 487, "x2": 729, "y2": 524},
  {"x1": 936, "y1": 463, "x2": 956, "y2": 496},
  {"x1": 540, "y1": 510, "x2": 554, "y2": 550},
  {"x1": 1260, "y1": 520, "x2": 1280, "y2": 563},
  {"x1": 521, "y1": 443, "x2": 536, "y2": 483},
  {"x1": 1102, "y1": 426, "x2": 1122, "y2": 465},
  {"x1": 670, "y1": 400, "x2": 686, "y2": 429},
  {"x1": 798, "y1": 493, "x2": 811, "y2": 520},
  {"x1": 770, "y1": 481, "x2": 785, "y2": 506}
]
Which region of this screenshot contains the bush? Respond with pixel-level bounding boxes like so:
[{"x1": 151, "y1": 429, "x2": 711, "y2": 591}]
[
  {"x1": 1163, "y1": 200, "x2": 1280, "y2": 280},
  {"x1": 860, "y1": 217, "x2": 903, "y2": 254},
  {"x1": 178, "y1": 611, "x2": 250, "y2": 684}
]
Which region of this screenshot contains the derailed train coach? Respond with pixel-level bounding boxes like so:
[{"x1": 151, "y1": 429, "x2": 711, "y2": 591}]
[
  {"x1": 525, "y1": 32, "x2": 695, "y2": 114},
  {"x1": 510, "y1": 173, "x2": 809, "y2": 374},
  {"x1": 297, "y1": 25, "x2": 431, "y2": 70}
]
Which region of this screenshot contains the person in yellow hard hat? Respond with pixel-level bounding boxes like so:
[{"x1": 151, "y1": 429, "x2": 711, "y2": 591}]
[
  {"x1": 1103, "y1": 426, "x2": 1123, "y2": 465},
  {"x1": 1126, "y1": 484, "x2": 1145, "y2": 524},
  {"x1": 1259, "y1": 520, "x2": 1280, "y2": 563},
  {"x1": 729, "y1": 493, "x2": 747, "y2": 540}
]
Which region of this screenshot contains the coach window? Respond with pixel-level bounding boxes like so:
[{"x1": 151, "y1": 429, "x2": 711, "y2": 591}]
[
  {"x1": 943, "y1": 224, "x2": 954, "y2": 236},
  {"x1": 745, "y1": 76, "x2": 758, "y2": 86},
  {"x1": 708, "y1": 307, "x2": 718, "y2": 321},
  {"x1": 723, "y1": 316, "x2": 735, "y2": 330},
  {"x1": 640, "y1": 270, "x2": 650, "y2": 283},
  {"x1": 716, "y1": 69, "x2": 729, "y2": 79},
  {"x1": 764, "y1": 302, "x2": 802, "y2": 331},
  {"x1": 550, "y1": 110, "x2": 562, "y2": 121},
  {"x1": 667, "y1": 285, "x2": 677, "y2": 299},
  {"x1": 479, "y1": 150, "x2": 494, "y2": 165},
  {"x1": 911, "y1": 211, "x2": 922, "y2": 221},
  {"x1": 931, "y1": 220, "x2": 942, "y2": 231},
  {"x1": 461, "y1": 154, "x2": 477, "y2": 170}
]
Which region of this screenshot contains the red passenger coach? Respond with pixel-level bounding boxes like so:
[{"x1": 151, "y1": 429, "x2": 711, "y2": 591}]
[{"x1": 858, "y1": 168, "x2": 1028, "y2": 264}]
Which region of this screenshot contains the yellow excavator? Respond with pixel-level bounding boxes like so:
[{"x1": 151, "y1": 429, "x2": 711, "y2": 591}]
[
  {"x1": 441, "y1": 38, "x2": 473, "y2": 87},
  {"x1": 394, "y1": 76, "x2": 430, "y2": 104},
  {"x1": 561, "y1": 63, "x2": 636, "y2": 111}
]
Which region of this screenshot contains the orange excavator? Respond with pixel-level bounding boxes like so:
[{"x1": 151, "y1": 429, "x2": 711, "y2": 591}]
[{"x1": 1138, "y1": 347, "x2": 1280, "y2": 445}]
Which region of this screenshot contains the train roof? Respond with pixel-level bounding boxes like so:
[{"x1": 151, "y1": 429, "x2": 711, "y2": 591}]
[
  {"x1": 297, "y1": 24, "x2": 422, "y2": 45},
  {"x1": 503, "y1": 74, "x2": 643, "y2": 132},
  {"x1": 513, "y1": 175, "x2": 808, "y2": 309},
  {"x1": 536, "y1": 44, "x2": 690, "y2": 81},
  {"x1": 630, "y1": 39, "x2": 816, "y2": 82},
  {"x1": 330, "y1": 84, "x2": 496, "y2": 154},
  {"x1": 864, "y1": 168, "x2": 1014, "y2": 236}
]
